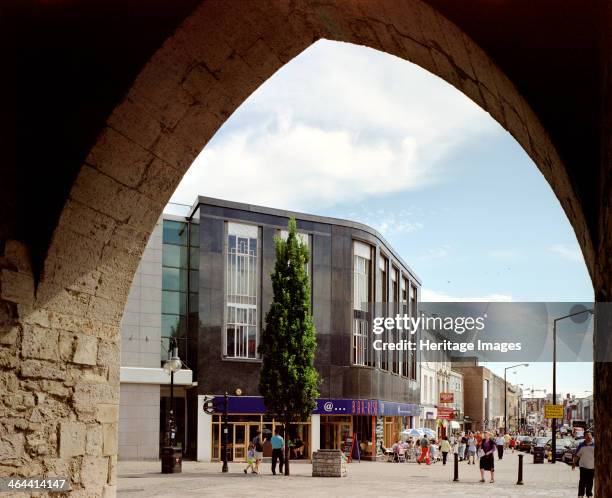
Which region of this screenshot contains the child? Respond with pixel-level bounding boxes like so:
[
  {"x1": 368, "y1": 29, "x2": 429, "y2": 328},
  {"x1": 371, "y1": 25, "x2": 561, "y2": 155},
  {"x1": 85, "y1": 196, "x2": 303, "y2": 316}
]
[
  {"x1": 244, "y1": 443, "x2": 256, "y2": 474},
  {"x1": 430, "y1": 439, "x2": 439, "y2": 463}
]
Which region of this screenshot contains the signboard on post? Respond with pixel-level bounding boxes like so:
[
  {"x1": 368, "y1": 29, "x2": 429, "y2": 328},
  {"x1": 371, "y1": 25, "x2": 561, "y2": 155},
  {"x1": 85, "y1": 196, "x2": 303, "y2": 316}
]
[
  {"x1": 544, "y1": 404, "x2": 564, "y2": 419},
  {"x1": 439, "y1": 393, "x2": 454, "y2": 403},
  {"x1": 437, "y1": 407, "x2": 455, "y2": 420}
]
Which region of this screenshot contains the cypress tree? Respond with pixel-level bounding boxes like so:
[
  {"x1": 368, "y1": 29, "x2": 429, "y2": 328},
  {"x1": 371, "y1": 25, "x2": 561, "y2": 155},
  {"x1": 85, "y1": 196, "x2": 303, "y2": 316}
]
[{"x1": 258, "y1": 217, "x2": 320, "y2": 475}]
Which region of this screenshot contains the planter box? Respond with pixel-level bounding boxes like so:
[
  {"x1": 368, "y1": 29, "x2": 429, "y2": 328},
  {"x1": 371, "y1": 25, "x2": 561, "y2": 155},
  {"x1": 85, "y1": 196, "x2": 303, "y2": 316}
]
[{"x1": 312, "y1": 449, "x2": 347, "y2": 477}]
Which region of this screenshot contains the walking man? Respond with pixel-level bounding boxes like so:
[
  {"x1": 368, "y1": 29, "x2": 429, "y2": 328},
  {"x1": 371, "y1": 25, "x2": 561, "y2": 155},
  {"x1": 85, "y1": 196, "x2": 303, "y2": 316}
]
[
  {"x1": 271, "y1": 427, "x2": 285, "y2": 475},
  {"x1": 572, "y1": 431, "x2": 594, "y2": 498}
]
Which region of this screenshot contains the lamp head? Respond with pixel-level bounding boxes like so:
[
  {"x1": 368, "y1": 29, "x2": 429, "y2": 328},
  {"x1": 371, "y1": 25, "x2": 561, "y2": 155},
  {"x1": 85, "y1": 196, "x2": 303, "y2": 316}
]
[{"x1": 163, "y1": 356, "x2": 182, "y2": 374}]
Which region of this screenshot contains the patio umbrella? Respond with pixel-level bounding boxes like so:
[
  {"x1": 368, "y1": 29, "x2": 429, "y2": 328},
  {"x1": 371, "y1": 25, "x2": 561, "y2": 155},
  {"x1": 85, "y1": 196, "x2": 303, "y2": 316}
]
[
  {"x1": 421, "y1": 428, "x2": 436, "y2": 437},
  {"x1": 402, "y1": 428, "x2": 423, "y2": 438}
]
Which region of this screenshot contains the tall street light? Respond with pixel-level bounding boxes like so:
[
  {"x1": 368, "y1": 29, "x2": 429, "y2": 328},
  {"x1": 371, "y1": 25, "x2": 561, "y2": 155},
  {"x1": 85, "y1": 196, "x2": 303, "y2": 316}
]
[
  {"x1": 504, "y1": 363, "x2": 528, "y2": 433},
  {"x1": 162, "y1": 337, "x2": 182, "y2": 473},
  {"x1": 551, "y1": 305, "x2": 594, "y2": 464}
]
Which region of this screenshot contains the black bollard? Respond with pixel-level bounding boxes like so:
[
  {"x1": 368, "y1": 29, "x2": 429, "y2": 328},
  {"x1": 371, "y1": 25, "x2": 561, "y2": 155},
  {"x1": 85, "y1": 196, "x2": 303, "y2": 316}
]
[
  {"x1": 453, "y1": 452, "x2": 459, "y2": 482},
  {"x1": 517, "y1": 454, "x2": 524, "y2": 485}
]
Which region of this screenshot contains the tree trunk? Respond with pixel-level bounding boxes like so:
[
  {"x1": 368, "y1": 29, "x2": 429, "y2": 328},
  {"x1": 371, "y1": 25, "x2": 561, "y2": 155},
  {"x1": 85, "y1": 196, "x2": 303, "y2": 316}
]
[{"x1": 284, "y1": 417, "x2": 290, "y2": 475}]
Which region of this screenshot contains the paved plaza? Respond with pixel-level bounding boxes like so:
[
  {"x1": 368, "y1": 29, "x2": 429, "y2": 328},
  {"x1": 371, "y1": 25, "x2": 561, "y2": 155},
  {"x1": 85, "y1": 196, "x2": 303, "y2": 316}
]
[{"x1": 118, "y1": 452, "x2": 580, "y2": 498}]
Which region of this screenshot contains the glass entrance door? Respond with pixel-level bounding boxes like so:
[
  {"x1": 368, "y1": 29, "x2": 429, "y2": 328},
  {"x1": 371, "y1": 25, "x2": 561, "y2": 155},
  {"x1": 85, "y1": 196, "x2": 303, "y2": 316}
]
[{"x1": 233, "y1": 424, "x2": 247, "y2": 461}]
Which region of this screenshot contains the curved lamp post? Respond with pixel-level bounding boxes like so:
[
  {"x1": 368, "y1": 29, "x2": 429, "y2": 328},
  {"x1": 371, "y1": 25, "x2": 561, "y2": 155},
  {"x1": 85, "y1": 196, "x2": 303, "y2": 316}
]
[
  {"x1": 161, "y1": 337, "x2": 182, "y2": 473},
  {"x1": 551, "y1": 306, "x2": 594, "y2": 463},
  {"x1": 504, "y1": 363, "x2": 529, "y2": 433}
]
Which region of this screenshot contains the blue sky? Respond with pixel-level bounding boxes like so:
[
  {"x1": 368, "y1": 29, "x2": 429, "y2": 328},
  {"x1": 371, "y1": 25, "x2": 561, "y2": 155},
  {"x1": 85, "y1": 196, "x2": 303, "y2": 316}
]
[{"x1": 170, "y1": 40, "x2": 594, "y2": 397}]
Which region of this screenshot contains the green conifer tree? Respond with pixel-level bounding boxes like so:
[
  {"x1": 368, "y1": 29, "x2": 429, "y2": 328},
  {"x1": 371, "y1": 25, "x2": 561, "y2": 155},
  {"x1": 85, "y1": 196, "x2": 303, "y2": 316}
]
[{"x1": 258, "y1": 218, "x2": 320, "y2": 475}]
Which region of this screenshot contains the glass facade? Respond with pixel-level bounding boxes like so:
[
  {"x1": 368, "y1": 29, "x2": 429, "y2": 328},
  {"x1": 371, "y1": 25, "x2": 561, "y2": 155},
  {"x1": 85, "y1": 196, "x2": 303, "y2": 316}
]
[{"x1": 161, "y1": 219, "x2": 199, "y2": 370}]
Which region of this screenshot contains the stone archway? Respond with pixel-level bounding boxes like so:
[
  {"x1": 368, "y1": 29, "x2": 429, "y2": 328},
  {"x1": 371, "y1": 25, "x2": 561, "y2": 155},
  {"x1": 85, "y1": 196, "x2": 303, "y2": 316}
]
[{"x1": 1, "y1": 1, "x2": 609, "y2": 496}]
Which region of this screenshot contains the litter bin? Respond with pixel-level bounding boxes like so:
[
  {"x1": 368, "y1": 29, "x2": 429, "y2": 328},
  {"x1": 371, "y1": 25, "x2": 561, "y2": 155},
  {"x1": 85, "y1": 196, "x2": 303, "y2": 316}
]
[
  {"x1": 533, "y1": 446, "x2": 545, "y2": 464},
  {"x1": 161, "y1": 446, "x2": 182, "y2": 473}
]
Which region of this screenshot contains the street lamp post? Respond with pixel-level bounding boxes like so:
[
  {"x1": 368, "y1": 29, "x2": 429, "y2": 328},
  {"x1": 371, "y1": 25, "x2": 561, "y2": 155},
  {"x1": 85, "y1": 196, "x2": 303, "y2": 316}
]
[
  {"x1": 551, "y1": 306, "x2": 593, "y2": 464},
  {"x1": 504, "y1": 363, "x2": 528, "y2": 434},
  {"x1": 162, "y1": 337, "x2": 182, "y2": 474}
]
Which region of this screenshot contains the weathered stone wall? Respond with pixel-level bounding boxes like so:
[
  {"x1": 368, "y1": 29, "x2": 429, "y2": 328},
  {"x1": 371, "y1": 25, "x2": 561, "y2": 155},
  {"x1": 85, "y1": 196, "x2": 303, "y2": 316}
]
[
  {"x1": 312, "y1": 449, "x2": 347, "y2": 477},
  {"x1": 1, "y1": 240, "x2": 120, "y2": 496}
]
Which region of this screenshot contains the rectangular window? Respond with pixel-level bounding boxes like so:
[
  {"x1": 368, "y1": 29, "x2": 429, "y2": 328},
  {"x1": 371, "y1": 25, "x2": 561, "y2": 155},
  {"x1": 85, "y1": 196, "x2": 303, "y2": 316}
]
[
  {"x1": 353, "y1": 242, "x2": 370, "y2": 311},
  {"x1": 378, "y1": 255, "x2": 388, "y2": 370},
  {"x1": 391, "y1": 268, "x2": 400, "y2": 374},
  {"x1": 352, "y1": 241, "x2": 372, "y2": 367},
  {"x1": 410, "y1": 284, "x2": 418, "y2": 380},
  {"x1": 353, "y1": 318, "x2": 369, "y2": 366},
  {"x1": 225, "y1": 223, "x2": 259, "y2": 359},
  {"x1": 401, "y1": 277, "x2": 409, "y2": 378},
  {"x1": 279, "y1": 229, "x2": 310, "y2": 275}
]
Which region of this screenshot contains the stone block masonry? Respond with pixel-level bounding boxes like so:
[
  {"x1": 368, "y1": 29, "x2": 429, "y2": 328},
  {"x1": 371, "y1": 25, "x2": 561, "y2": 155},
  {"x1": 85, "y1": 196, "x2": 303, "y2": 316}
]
[
  {"x1": 0, "y1": 240, "x2": 118, "y2": 497},
  {"x1": 312, "y1": 449, "x2": 347, "y2": 477}
]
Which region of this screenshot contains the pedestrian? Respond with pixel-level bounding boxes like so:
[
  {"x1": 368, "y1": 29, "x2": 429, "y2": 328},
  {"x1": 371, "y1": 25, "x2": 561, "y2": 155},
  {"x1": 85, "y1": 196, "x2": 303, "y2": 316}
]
[
  {"x1": 495, "y1": 432, "x2": 505, "y2": 460},
  {"x1": 430, "y1": 439, "x2": 439, "y2": 463},
  {"x1": 270, "y1": 426, "x2": 285, "y2": 475},
  {"x1": 417, "y1": 435, "x2": 430, "y2": 465},
  {"x1": 478, "y1": 432, "x2": 496, "y2": 483},
  {"x1": 509, "y1": 436, "x2": 516, "y2": 454},
  {"x1": 467, "y1": 433, "x2": 477, "y2": 465},
  {"x1": 244, "y1": 443, "x2": 256, "y2": 474},
  {"x1": 440, "y1": 436, "x2": 451, "y2": 465},
  {"x1": 459, "y1": 433, "x2": 467, "y2": 461},
  {"x1": 572, "y1": 431, "x2": 594, "y2": 498},
  {"x1": 252, "y1": 429, "x2": 266, "y2": 474}
]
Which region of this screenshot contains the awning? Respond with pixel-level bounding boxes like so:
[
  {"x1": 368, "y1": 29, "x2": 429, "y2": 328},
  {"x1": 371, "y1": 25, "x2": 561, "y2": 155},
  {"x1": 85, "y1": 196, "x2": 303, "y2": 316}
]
[{"x1": 450, "y1": 421, "x2": 461, "y2": 429}]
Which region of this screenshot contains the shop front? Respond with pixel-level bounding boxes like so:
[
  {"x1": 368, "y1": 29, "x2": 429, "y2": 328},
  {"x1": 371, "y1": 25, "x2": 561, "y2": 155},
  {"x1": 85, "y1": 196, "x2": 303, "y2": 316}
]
[
  {"x1": 316, "y1": 398, "x2": 421, "y2": 461},
  {"x1": 197, "y1": 396, "x2": 420, "y2": 463}
]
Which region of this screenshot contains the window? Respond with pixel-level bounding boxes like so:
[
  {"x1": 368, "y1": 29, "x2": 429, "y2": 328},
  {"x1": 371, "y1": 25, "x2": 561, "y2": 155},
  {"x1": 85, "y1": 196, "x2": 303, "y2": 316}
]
[
  {"x1": 410, "y1": 284, "x2": 418, "y2": 380},
  {"x1": 225, "y1": 222, "x2": 259, "y2": 359},
  {"x1": 401, "y1": 277, "x2": 410, "y2": 378},
  {"x1": 353, "y1": 318, "x2": 369, "y2": 366},
  {"x1": 378, "y1": 254, "x2": 388, "y2": 370},
  {"x1": 352, "y1": 241, "x2": 372, "y2": 366},
  {"x1": 391, "y1": 267, "x2": 400, "y2": 374},
  {"x1": 279, "y1": 229, "x2": 310, "y2": 275},
  {"x1": 353, "y1": 242, "x2": 370, "y2": 312}
]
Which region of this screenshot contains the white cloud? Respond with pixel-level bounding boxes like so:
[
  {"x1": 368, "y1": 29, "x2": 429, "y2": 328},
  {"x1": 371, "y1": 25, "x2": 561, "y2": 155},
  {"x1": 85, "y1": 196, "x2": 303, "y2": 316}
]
[
  {"x1": 548, "y1": 244, "x2": 583, "y2": 262},
  {"x1": 421, "y1": 289, "x2": 513, "y2": 302},
  {"x1": 170, "y1": 40, "x2": 500, "y2": 211},
  {"x1": 419, "y1": 246, "x2": 451, "y2": 262}
]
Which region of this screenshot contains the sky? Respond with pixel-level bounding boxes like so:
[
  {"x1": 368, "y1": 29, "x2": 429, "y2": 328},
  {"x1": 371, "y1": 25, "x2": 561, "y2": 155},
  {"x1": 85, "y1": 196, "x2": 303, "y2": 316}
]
[{"x1": 169, "y1": 40, "x2": 594, "y2": 398}]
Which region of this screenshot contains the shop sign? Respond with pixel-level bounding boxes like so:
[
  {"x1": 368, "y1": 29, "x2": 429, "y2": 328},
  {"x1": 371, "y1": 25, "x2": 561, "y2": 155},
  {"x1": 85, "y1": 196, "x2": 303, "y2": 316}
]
[
  {"x1": 439, "y1": 392, "x2": 454, "y2": 403},
  {"x1": 437, "y1": 407, "x2": 455, "y2": 420}
]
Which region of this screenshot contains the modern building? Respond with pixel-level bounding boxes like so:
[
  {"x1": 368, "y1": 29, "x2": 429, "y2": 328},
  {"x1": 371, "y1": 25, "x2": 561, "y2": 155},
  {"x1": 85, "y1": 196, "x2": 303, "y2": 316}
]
[
  {"x1": 452, "y1": 360, "x2": 520, "y2": 433},
  {"x1": 118, "y1": 197, "x2": 423, "y2": 462}
]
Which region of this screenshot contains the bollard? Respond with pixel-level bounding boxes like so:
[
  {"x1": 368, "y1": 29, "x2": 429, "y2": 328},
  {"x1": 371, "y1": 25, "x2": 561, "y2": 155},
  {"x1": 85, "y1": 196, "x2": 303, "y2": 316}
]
[
  {"x1": 517, "y1": 454, "x2": 524, "y2": 485},
  {"x1": 453, "y1": 452, "x2": 459, "y2": 482}
]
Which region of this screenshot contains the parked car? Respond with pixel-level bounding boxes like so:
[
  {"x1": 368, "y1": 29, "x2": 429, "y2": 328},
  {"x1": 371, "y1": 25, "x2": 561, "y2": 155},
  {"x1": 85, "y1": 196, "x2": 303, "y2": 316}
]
[
  {"x1": 545, "y1": 438, "x2": 574, "y2": 461},
  {"x1": 517, "y1": 436, "x2": 533, "y2": 452},
  {"x1": 530, "y1": 437, "x2": 550, "y2": 454},
  {"x1": 562, "y1": 440, "x2": 581, "y2": 464},
  {"x1": 562, "y1": 437, "x2": 593, "y2": 465}
]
